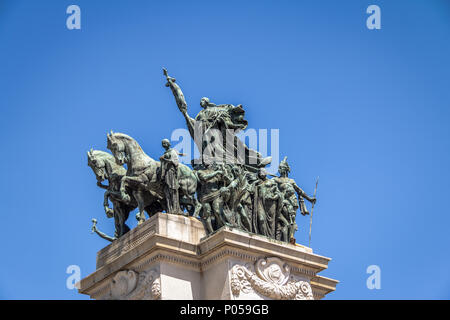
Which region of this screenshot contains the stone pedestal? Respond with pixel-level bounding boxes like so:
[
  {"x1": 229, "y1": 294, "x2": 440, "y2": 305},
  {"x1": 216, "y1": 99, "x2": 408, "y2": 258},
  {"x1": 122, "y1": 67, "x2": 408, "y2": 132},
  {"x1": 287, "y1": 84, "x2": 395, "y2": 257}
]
[{"x1": 78, "y1": 213, "x2": 338, "y2": 300}]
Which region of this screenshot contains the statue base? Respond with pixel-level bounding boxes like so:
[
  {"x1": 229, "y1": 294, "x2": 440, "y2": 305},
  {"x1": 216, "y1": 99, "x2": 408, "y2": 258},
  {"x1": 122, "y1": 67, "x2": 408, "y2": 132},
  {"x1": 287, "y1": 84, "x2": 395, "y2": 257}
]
[{"x1": 78, "y1": 213, "x2": 338, "y2": 300}]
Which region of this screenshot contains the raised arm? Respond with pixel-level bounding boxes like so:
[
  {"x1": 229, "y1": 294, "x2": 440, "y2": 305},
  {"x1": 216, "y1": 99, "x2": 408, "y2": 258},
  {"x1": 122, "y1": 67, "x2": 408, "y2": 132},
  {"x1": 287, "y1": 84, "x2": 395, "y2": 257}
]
[
  {"x1": 163, "y1": 68, "x2": 187, "y2": 113},
  {"x1": 163, "y1": 68, "x2": 196, "y2": 137}
]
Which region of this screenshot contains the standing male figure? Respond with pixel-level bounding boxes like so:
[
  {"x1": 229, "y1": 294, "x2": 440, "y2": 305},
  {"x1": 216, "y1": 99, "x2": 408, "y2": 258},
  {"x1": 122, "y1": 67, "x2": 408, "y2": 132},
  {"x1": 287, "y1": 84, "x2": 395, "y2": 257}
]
[
  {"x1": 160, "y1": 139, "x2": 181, "y2": 214},
  {"x1": 196, "y1": 162, "x2": 228, "y2": 233},
  {"x1": 274, "y1": 157, "x2": 316, "y2": 241}
]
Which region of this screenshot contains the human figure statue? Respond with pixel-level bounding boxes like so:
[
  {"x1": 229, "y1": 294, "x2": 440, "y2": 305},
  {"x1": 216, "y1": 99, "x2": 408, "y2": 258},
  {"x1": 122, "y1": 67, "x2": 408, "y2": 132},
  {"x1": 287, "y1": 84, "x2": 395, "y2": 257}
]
[
  {"x1": 273, "y1": 157, "x2": 316, "y2": 241},
  {"x1": 196, "y1": 162, "x2": 228, "y2": 233},
  {"x1": 253, "y1": 169, "x2": 283, "y2": 238},
  {"x1": 239, "y1": 172, "x2": 258, "y2": 233},
  {"x1": 159, "y1": 139, "x2": 182, "y2": 214},
  {"x1": 286, "y1": 197, "x2": 299, "y2": 241},
  {"x1": 163, "y1": 68, "x2": 271, "y2": 168},
  {"x1": 220, "y1": 165, "x2": 252, "y2": 232},
  {"x1": 277, "y1": 190, "x2": 298, "y2": 242}
]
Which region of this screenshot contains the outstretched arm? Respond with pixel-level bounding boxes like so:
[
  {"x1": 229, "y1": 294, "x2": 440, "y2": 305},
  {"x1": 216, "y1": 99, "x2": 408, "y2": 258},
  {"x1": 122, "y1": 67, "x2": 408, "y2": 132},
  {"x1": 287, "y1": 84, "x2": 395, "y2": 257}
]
[
  {"x1": 91, "y1": 221, "x2": 116, "y2": 242},
  {"x1": 293, "y1": 183, "x2": 316, "y2": 204},
  {"x1": 197, "y1": 170, "x2": 223, "y2": 182},
  {"x1": 93, "y1": 227, "x2": 116, "y2": 242},
  {"x1": 163, "y1": 68, "x2": 196, "y2": 136}
]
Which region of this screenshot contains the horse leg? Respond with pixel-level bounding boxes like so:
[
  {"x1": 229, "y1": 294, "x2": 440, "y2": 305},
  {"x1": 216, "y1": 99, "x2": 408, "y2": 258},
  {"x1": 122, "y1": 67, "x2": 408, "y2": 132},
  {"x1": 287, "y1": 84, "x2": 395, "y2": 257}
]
[
  {"x1": 133, "y1": 190, "x2": 147, "y2": 225},
  {"x1": 103, "y1": 191, "x2": 114, "y2": 218},
  {"x1": 112, "y1": 204, "x2": 124, "y2": 237},
  {"x1": 119, "y1": 176, "x2": 131, "y2": 203},
  {"x1": 117, "y1": 204, "x2": 131, "y2": 237},
  {"x1": 103, "y1": 190, "x2": 110, "y2": 208},
  {"x1": 111, "y1": 203, "x2": 120, "y2": 238}
]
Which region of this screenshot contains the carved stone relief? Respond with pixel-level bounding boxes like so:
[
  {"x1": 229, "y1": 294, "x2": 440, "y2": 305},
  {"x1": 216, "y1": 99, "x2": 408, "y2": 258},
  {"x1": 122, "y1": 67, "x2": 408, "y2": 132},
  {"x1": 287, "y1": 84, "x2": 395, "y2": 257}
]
[
  {"x1": 230, "y1": 257, "x2": 314, "y2": 300},
  {"x1": 102, "y1": 269, "x2": 161, "y2": 300}
]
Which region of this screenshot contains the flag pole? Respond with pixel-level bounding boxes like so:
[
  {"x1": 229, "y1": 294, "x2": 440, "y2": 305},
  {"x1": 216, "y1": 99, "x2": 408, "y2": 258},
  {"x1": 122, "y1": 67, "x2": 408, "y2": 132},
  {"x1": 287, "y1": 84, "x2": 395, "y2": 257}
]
[{"x1": 308, "y1": 177, "x2": 319, "y2": 247}]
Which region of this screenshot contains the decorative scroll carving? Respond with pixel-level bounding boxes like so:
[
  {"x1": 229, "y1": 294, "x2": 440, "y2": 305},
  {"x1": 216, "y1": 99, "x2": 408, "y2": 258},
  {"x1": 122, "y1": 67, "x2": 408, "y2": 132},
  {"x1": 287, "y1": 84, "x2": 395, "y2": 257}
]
[
  {"x1": 230, "y1": 257, "x2": 314, "y2": 300},
  {"x1": 109, "y1": 269, "x2": 161, "y2": 300}
]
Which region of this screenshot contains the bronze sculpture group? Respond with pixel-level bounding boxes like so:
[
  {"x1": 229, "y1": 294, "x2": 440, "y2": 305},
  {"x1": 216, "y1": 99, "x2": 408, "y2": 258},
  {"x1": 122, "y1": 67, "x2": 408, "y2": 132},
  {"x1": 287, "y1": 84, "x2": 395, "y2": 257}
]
[{"x1": 88, "y1": 69, "x2": 316, "y2": 244}]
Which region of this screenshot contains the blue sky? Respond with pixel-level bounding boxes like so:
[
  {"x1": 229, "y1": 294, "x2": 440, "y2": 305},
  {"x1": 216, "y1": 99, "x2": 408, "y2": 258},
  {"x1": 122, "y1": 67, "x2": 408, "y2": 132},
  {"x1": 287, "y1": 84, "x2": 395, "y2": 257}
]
[{"x1": 0, "y1": 0, "x2": 449, "y2": 299}]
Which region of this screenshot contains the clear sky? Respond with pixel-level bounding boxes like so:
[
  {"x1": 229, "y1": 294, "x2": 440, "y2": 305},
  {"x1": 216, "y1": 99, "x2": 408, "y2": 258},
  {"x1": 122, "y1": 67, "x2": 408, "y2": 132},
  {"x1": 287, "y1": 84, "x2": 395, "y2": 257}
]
[{"x1": 0, "y1": 0, "x2": 449, "y2": 299}]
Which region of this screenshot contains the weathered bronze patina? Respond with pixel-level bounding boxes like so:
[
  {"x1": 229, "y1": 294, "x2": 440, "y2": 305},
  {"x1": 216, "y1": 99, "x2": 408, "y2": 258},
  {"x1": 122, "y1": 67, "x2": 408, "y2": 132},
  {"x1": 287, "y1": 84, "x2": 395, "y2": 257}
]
[{"x1": 88, "y1": 69, "x2": 315, "y2": 243}]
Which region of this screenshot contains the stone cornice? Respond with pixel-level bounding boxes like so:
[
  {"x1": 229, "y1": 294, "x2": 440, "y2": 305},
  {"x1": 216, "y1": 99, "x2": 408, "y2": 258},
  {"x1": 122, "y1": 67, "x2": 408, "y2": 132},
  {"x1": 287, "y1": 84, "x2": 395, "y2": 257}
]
[
  {"x1": 197, "y1": 227, "x2": 330, "y2": 274},
  {"x1": 79, "y1": 214, "x2": 338, "y2": 299},
  {"x1": 310, "y1": 275, "x2": 340, "y2": 296}
]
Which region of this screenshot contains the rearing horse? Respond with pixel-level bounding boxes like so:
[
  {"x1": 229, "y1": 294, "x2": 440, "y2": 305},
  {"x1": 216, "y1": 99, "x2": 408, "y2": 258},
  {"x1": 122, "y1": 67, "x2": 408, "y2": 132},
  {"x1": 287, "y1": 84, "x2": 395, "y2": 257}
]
[
  {"x1": 107, "y1": 132, "x2": 199, "y2": 222},
  {"x1": 107, "y1": 132, "x2": 163, "y2": 224},
  {"x1": 87, "y1": 149, "x2": 164, "y2": 238}
]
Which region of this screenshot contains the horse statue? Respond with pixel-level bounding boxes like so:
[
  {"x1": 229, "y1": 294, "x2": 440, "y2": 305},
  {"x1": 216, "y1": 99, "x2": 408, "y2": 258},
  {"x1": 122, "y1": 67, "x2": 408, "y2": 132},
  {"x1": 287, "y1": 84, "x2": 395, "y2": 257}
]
[
  {"x1": 87, "y1": 149, "x2": 164, "y2": 240},
  {"x1": 106, "y1": 132, "x2": 199, "y2": 223}
]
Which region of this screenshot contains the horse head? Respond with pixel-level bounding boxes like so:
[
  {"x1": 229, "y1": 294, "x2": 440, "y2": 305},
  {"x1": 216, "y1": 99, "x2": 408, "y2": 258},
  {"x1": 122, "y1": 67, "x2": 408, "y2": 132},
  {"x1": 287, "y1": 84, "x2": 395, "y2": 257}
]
[
  {"x1": 107, "y1": 131, "x2": 157, "y2": 175},
  {"x1": 107, "y1": 131, "x2": 132, "y2": 166},
  {"x1": 87, "y1": 149, "x2": 125, "y2": 182}
]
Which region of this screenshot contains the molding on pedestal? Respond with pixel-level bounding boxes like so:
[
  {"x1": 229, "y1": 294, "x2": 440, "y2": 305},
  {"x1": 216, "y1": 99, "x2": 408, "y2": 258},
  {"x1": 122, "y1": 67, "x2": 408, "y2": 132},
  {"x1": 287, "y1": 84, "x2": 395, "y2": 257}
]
[{"x1": 79, "y1": 213, "x2": 338, "y2": 300}]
